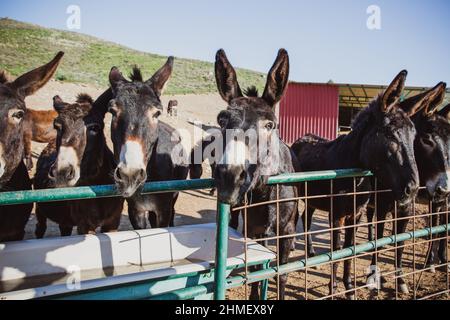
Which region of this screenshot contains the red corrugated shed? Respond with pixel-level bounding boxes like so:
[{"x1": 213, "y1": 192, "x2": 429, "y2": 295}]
[{"x1": 279, "y1": 83, "x2": 339, "y2": 144}]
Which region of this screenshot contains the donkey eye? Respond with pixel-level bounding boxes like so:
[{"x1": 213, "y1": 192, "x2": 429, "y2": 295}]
[
  {"x1": 108, "y1": 106, "x2": 119, "y2": 117},
  {"x1": 422, "y1": 134, "x2": 435, "y2": 147},
  {"x1": 265, "y1": 122, "x2": 275, "y2": 130},
  {"x1": 153, "y1": 111, "x2": 161, "y2": 118},
  {"x1": 12, "y1": 110, "x2": 24, "y2": 120}
]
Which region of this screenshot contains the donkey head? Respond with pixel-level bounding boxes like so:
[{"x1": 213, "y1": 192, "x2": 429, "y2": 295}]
[
  {"x1": 49, "y1": 94, "x2": 101, "y2": 187},
  {"x1": 108, "y1": 57, "x2": 173, "y2": 197},
  {"x1": 400, "y1": 82, "x2": 450, "y2": 202},
  {"x1": 356, "y1": 70, "x2": 420, "y2": 207},
  {"x1": 0, "y1": 52, "x2": 63, "y2": 187},
  {"x1": 214, "y1": 49, "x2": 289, "y2": 205}
]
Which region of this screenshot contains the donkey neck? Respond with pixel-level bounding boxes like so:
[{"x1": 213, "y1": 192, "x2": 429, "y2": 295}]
[
  {"x1": 79, "y1": 135, "x2": 114, "y2": 186},
  {"x1": 252, "y1": 140, "x2": 296, "y2": 198},
  {"x1": 329, "y1": 125, "x2": 369, "y2": 169}
]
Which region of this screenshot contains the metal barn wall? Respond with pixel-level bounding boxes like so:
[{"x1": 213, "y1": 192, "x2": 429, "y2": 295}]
[{"x1": 279, "y1": 83, "x2": 339, "y2": 144}]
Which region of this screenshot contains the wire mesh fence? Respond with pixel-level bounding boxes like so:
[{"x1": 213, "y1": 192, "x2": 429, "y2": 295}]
[{"x1": 223, "y1": 175, "x2": 450, "y2": 300}]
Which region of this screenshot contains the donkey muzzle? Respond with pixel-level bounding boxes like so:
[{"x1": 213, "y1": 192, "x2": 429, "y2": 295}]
[{"x1": 114, "y1": 164, "x2": 147, "y2": 198}]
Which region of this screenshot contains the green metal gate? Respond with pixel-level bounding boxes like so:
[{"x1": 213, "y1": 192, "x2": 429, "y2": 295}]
[{"x1": 0, "y1": 169, "x2": 448, "y2": 300}]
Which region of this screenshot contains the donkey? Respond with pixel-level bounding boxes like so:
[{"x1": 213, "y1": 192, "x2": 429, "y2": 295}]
[
  {"x1": 167, "y1": 99, "x2": 178, "y2": 117},
  {"x1": 34, "y1": 94, "x2": 124, "y2": 236},
  {"x1": 23, "y1": 108, "x2": 58, "y2": 170},
  {"x1": 367, "y1": 82, "x2": 450, "y2": 275},
  {"x1": 189, "y1": 136, "x2": 217, "y2": 195},
  {"x1": 291, "y1": 70, "x2": 422, "y2": 298},
  {"x1": 108, "y1": 58, "x2": 189, "y2": 229},
  {"x1": 0, "y1": 52, "x2": 64, "y2": 242},
  {"x1": 213, "y1": 49, "x2": 298, "y2": 300}
]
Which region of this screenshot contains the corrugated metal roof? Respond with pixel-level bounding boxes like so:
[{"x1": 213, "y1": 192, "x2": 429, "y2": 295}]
[{"x1": 288, "y1": 80, "x2": 450, "y2": 109}]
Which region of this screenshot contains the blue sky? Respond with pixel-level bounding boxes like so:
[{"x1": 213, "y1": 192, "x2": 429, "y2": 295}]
[{"x1": 1, "y1": 0, "x2": 449, "y2": 87}]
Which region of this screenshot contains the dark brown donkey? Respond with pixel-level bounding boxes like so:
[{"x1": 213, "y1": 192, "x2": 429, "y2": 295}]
[
  {"x1": 291, "y1": 70, "x2": 422, "y2": 299},
  {"x1": 108, "y1": 58, "x2": 189, "y2": 229},
  {"x1": 367, "y1": 82, "x2": 450, "y2": 276},
  {"x1": 0, "y1": 52, "x2": 64, "y2": 242},
  {"x1": 213, "y1": 49, "x2": 298, "y2": 300},
  {"x1": 23, "y1": 109, "x2": 58, "y2": 170},
  {"x1": 34, "y1": 94, "x2": 124, "y2": 236}
]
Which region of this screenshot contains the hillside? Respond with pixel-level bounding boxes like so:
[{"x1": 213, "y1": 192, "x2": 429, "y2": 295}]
[{"x1": 0, "y1": 18, "x2": 266, "y2": 95}]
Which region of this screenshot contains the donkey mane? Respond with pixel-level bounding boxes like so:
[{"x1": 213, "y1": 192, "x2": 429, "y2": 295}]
[
  {"x1": 0, "y1": 70, "x2": 10, "y2": 84},
  {"x1": 243, "y1": 86, "x2": 259, "y2": 97},
  {"x1": 76, "y1": 93, "x2": 94, "y2": 105},
  {"x1": 129, "y1": 66, "x2": 144, "y2": 82},
  {"x1": 352, "y1": 93, "x2": 408, "y2": 133}
]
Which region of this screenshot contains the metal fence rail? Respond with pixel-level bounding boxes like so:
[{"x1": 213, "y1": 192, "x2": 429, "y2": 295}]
[{"x1": 0, "y1": 169, "x2": 448, "y2": 300}]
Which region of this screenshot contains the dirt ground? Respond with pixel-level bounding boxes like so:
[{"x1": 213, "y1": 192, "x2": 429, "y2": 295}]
[{"x1": 19, "y1": 81, "x2": 450, "y2": 300}]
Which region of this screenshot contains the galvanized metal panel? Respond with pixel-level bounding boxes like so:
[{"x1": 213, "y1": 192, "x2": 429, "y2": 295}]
[{"x1": 279, "y1": 83, "x2": 339, "y2": 144}]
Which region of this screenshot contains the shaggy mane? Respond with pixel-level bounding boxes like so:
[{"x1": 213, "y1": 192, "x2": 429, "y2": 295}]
[
  {"x1": 243, "y1": 86, "x2": 259, "y2": 97},
  {"x1": 76, "y1": 93, "x2": 94, "y2": 105},
  {"x1": 129, "y1": 66, "x2": 143, "y2": 82},
  {"x1": 0, "y1": 70, "x2": 11, "y2": 84}
]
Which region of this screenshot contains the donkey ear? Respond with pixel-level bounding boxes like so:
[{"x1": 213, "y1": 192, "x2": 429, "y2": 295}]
[
  {"x1": 148, "y1": 56, "x2": 174, "y2": 97},
  {"x1": 424, "y1": 82, "x2": 447, "y2": 115},
  {"x1": 381, "y1": 70, "x2": 407, "y2": 113},
  {"x1": 52, "y1": 95, "x2": 66, "y2": 112},
  {"x1": 10, "y1": 51, "x2": 64, "y2": 97},
  {"x1": 400, "y1": 82, "x2": 446, "y2": 117},
  {"x1": 0, "y1": 70, "x2": 11, "y2": 84},
  {"x1": 109, "y1": 67, "x2": 128, "y2": 94},
  {"x1": 437, "y1": 103, "x2": 450, "y2": 120},
  {"x1": 215, "y1": 49, "x2": 243, "y2": 103},
  {"x1": 262, "y1": 49, "x2": 290, "y2": 107}
]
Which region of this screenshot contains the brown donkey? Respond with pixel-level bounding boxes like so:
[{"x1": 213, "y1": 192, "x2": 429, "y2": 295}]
[
  {"x1": 34, "y1": 94, "x2": 124, "y2": 236},
  {"x1": 108, "y1": 59, "x2": 189, "y2": 229},
  {"x1": 23, "y1": 108, "x2": 58, "y2": 170},
  {"x1": 0, "y1": 52, "x2": 64, "y2": 242}
]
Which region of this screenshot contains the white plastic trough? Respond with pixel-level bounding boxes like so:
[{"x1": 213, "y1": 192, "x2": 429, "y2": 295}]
[{"x1": 0, "y1": 223, "x2": 275, "y2": 300}]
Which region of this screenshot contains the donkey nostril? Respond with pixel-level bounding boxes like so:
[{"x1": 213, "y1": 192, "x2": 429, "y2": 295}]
[
  {"x1": 437, "y1": 186, "x2": 449, "y2": 194},
  {"x1": 48, "y1": 167, "x2": 56, "y2": 180},
  {"x1": 115, "y1": 167, "x2": 122, "y2": 180},
  {"x1": 138, "y1": 168, "x2": 146, "y2": 181},
  {"x1": 66, "y1": 166, "x2": 75, "y2": 180}
]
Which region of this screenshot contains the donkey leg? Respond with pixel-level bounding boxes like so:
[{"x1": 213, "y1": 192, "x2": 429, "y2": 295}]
[
  {"x1": 249, "y1": 235, "x2": 264, "y2": 300},
  {"x1": 329, "y1": 218, "x2": 344, "y2": 296},
  {"x1": 59, "y1": 225, "x2": 73, "y2": 236},
  {"x1": 249, "y1": 265, "x2": 261, "y2": 300},
  {"x1": 101, "y1": 213, "x2": 122, "y2": 233},
  {"x1": 35, "y1": 210, "x2": 47, "y2": 239},
  {"x1": 425, "y1": 207, "x2": 440, "y2": 271},
  {"x1": 302, "y1": 207, "x2": 316, "y2": 257},
  {"x1": 368, "y1": 209, "x2": 388, "y2": 289},
  {"x1": 156, "y1": 204, "x2": 174, "y2": 228},
  {"x1": 367, "y1": 206, "x2": 375, "y2": 241},
  {"x1": 129, "y1": 210, "x2": 148, "y2": 230},
  {"x1": 436, "y1": 211, "x2": 449, "y2": 271},
  {"x1": 395, "y1": 217, "x2": 410, "y2": 294},
  {"x1": 229, "y1": 211, "x2": 240, "y2": 230},
  {"x1": 278, "y1": 237, "x2": 294, "y2": 300},
  {"x1": 77, "y1": 224, "x2": 96, "y2": 235},
  {"x1": 343, "y1": 215, "x2": 362, "y2": 300}
]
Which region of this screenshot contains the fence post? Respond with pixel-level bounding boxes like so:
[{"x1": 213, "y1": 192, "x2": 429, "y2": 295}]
[{"x1": 214, "y1": 202, "x2": 230, "y2": 300}]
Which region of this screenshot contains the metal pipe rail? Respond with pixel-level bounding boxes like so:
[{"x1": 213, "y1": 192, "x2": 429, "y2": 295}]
[{"x1": 0, "y1": 169, "x2": 371, "y2": 206}]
